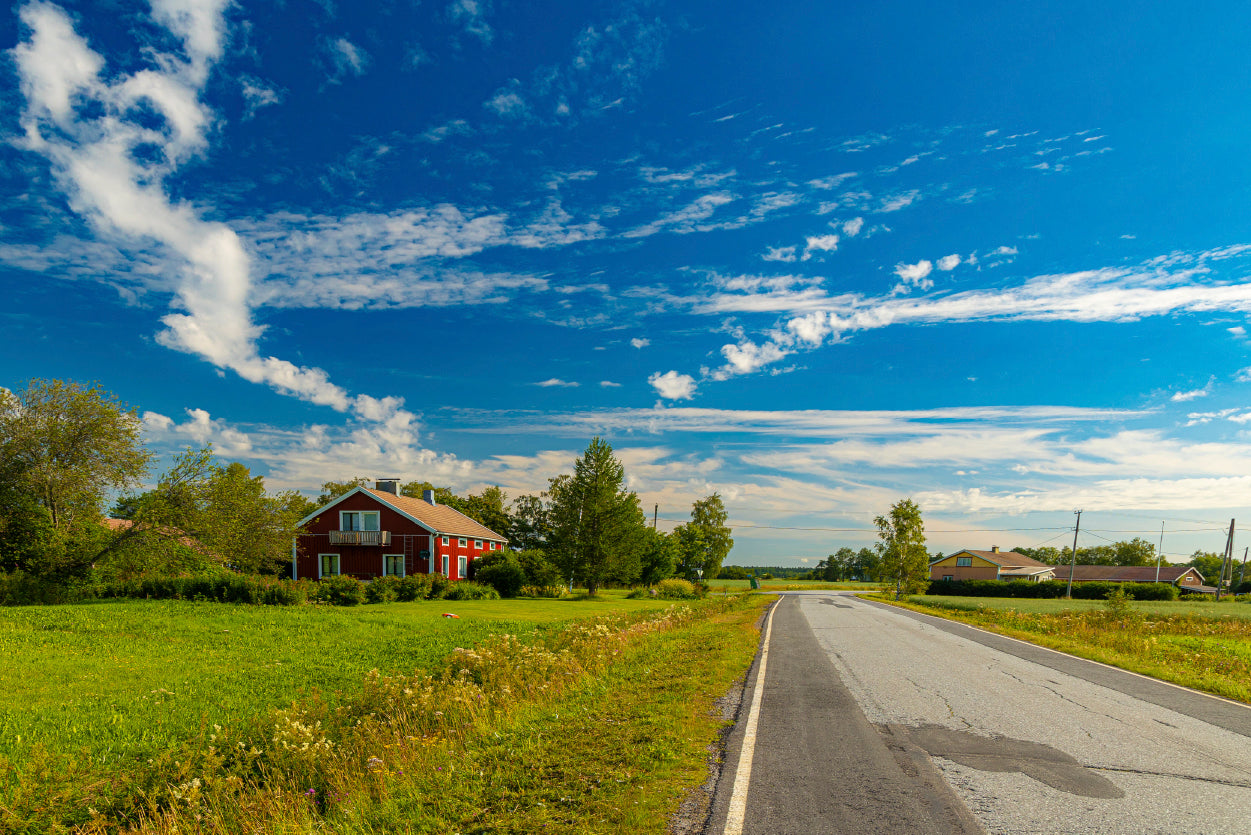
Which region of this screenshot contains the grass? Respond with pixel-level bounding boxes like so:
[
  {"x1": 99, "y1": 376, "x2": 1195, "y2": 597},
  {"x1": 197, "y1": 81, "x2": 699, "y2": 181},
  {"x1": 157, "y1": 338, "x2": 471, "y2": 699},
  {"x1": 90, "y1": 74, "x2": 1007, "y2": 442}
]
[
  {"x1": 0, "y1": 593, "x2": 682, "y2": 766},
  {"x1": 713, "y1": 579, "x2": 882, "y2": 592},
  {"x1": 873, "y1": 593, "x2": 1251, "y2": 703},
  {"x1": 0, "y1": 593, "x2": 768, "y2": 834}
]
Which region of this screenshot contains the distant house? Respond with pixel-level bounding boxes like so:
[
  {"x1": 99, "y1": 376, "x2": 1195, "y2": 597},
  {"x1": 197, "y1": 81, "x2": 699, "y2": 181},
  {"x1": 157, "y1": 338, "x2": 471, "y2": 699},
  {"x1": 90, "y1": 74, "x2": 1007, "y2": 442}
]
[
  {"x1": 929, "y1": 547, "x2": 1055, "y2": 583},
  {"x1": 1048, "y1": 564, "x2": 1208, "y2": 590},
  {"x1": 293, "y1": 480, "x2": 508, "y2": 581}
]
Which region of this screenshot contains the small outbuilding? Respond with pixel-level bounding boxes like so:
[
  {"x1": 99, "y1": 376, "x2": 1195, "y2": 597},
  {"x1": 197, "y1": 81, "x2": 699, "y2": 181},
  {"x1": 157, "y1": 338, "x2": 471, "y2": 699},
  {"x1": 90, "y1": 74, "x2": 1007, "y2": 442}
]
[{"x1": 1048, "y1": 564, "x2": 1207, "y2": 590}]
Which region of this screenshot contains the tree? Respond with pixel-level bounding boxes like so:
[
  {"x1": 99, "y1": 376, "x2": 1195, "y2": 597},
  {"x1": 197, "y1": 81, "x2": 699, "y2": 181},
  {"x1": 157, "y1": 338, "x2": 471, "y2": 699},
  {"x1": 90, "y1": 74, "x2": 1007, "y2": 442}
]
[
  {"x1": 547, "y1": 438, "x2": 646, "y2": 594},
  {"x1": 317, "y1": 477, "x2": 371, "y2": 505},
  {"x1": 1187, "y1": 550, "x2": 1225, "y2": 584},
  {"x1": 0, "y1": 380, "x2": 150, "y2": 577},
  {"x1": 638, "y1": 526, "x2": 677, "y2": 585},
  {"x1": 460, "y1": 485, "x2": 512, "y2": 536},
  {"x1": 821, "y1": 546, "x2": 858, "y2": 581},
  {"x1": 509, "y1": 493, "x2": 551, "y2": 550},
  {"x1": 674, "y1": 494, "x2": 734, "y2": 582},
  {"x1": 875, "y1": 499, "x2": 928, "y2": 598}
]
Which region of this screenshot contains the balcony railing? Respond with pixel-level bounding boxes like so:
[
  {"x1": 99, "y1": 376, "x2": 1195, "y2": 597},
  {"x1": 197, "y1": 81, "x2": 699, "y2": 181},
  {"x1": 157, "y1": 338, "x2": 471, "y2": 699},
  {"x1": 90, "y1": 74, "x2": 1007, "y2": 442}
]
[{"x1": 328, "y1": 530, "x2": 391, "y2": 546}]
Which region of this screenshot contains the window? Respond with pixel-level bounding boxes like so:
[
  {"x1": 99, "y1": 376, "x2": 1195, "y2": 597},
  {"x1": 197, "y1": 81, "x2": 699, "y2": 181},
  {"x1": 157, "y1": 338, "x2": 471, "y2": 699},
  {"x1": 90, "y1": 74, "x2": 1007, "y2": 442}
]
[
  {"x1": 942, "y1": 575, "x2": 954, "y2": 582},
  {"x1": 441, "y1": 555, "x2": 449, "y2": 577},
  {"x1": 340, "y1": 510, "x2": 380, "y2": 531},
  {"x1": 489, "y1": 542, "x2": 496, "y2": 550},
  {"x1": 474, "y1": 539, "x2": 483, "y2": 549},
  {"x1": 319, "y1": 554, "x2": 340, "y2": 577},
  {"x1": 955, "y1": 556, "x2": 972, "y2": 567},
  {"x1": 384, "y1": 554, "x2": 405, "y2": 577},
  {"x1": 441, "y1": 536, "x2": 449, "y2": 546},
  {"x1": 458, "y1": 555, "x2": 467, "y2": 578},
  {"x1": 458, "y1": 538, "x2": 467, "y2": 547}
]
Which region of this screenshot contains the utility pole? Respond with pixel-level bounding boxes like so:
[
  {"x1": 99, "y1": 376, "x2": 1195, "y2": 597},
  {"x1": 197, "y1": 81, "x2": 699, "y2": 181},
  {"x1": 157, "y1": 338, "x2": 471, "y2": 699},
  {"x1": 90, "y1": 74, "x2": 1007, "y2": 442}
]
[
  {"x1": 1155, "y1": 522, "x2": 1164, "y2": 583},
  {"x1": 1216, "y1": 519, "x2": 1234, "y2": 602},
  {"x1": 1241, "y1": 546, "x2": 1249, "y2": 588},
  {"x1": 1065, "y1": 510, "x2": 1082, "y2": 599},
  {"x1": 653, "y1": 504, "x2": 658, "y2": 529}
]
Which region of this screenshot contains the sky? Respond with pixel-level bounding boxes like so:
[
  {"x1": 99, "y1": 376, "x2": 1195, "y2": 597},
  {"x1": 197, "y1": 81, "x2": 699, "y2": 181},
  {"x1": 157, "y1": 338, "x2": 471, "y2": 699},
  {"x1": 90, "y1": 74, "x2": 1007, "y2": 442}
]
[{"x1": 4, "y1": 0, "x2": 1251, "y2": 567}]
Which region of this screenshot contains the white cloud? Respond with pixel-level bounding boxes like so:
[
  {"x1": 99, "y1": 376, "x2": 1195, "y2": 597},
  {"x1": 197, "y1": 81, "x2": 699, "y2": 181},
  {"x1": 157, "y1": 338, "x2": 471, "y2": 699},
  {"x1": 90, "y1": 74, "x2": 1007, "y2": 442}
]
[
  {"x1": 1170, "y1": 386, "x2": 1210, "y2": 402},
  {"x1": 807, "y1": 172, "x2": 857, "y2": 190},
  {"x1": 600, "y1": 380, "x2": 622, "y2": 388},
  {"x1": 143, "y1": 407, "x2": 252, "y2": 455},
  {"x1": 842, "y1": 217, "x2": 864, "y2": 236},
  {"x1": 485, "y1": 85, "x2": 527, "y2": 118},
  {"x1": 325, "y1": 37, "x2": 370, "y2": 82},
  {"x1": 240, "y1": 77, "x2": 281, "y2": 117},
  {"x1": 801, "y1": 234, "x2": 839, "y2": 260},
  {"x1": 12, "y1": 0, "x2": 417, "y2": 429},
  {"x1": 448, "y1": 0, "x2": 493, "y2": 45},
  {"x1": 878, "y1": 191, "x2": 919, "y2": 212},
  {"x1": 763, "y1": 245, "x2": 797, "y2": 262},
  {"x1": 624, "y1": 191, "x2": 737, "y2": 238},
  {"x1": 936, "y1": 254, "x2": 961, "y2": 271},
  {"x1": 893, "y1": 260, "x2": 934, "y2": 291},
  {"x1": 534, "y1": 378, "x2": 579, "y2": 388},
  {"x1": 648, "y1": 370, "x2": 697, "y2": 400},
  {"x1": 1228, "y1": 326, "x2": 1246, "y2": 336},
  {"x1": 1236, "y1": 368, "x2": 1251, "y2": 383},
  {"x1": 630, "y1": 337, "x2": 650, "y2": 349}
]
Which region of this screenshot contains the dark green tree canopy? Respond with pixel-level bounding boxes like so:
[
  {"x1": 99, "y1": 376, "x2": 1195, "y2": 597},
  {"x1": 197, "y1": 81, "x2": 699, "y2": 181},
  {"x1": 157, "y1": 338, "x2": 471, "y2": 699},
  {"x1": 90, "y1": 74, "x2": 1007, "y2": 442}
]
[
  {"x1": 875, "y1": 498, "x2": 928, "y2": 598},
  {"x1": 674, "y1": 493, "x2": 734, "y2": 582}
]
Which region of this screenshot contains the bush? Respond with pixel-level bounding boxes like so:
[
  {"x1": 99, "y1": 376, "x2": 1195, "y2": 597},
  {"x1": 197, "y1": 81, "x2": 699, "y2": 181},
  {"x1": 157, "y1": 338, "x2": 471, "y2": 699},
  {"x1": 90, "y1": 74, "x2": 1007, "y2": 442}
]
[
  {"x1": 927, "y1": 579, "x2": 1179, "y2": 601},
  {"x1": 365, "y1": 576, "x2": 399, "y2": 604},
  {"x1": 518, "y1": 549, "x2": 561, "y2": 589},
  {"x1": 429, "y1": 574, "x2": 449, "y2": 599},
  {"x1": 655, "y1": 578, "x2": 701, "y2": 600},
  {"x1": 475, "y1": 555, "x2": 527, "y2": 598},
  {"x1": 394, "y1": 574, "x2": 433, "y2": 602},
  {"x1": 520, "y1": 584, "x2": 564, "y2": 598},
  {"x1": 317, "y1": 574, "x2": 365, "y2": 606},
  {"x1": 440, "y1": 581, "x2": 500, "y2": 601},
  {"x1": 1124, "y1": 582, "x2": 1178, "y2": 601},
  {"x1": 0, "y1": 570, "x2": 85, "y2": 606}
]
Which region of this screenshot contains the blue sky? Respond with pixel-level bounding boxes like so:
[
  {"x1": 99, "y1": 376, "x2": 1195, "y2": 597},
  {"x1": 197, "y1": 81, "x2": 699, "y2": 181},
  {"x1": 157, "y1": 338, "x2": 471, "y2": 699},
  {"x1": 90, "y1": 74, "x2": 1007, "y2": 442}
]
[{"x1": 4, "y1": 0, "x2": 1251, "y2": 566}]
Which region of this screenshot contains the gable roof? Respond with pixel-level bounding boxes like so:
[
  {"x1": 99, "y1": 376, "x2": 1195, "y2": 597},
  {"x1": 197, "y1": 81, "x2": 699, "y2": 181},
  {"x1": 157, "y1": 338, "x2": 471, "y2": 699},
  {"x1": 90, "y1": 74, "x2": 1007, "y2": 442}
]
[
  {"x1": 932, "y1": 549, "x2": 1051, "y2": 569},
  {"x1": 299, "y1": 486, "x2": 507, "y2": 542},
  {"x1": 1049, "y1": 564, "x2": 1202, "y2": 584}
]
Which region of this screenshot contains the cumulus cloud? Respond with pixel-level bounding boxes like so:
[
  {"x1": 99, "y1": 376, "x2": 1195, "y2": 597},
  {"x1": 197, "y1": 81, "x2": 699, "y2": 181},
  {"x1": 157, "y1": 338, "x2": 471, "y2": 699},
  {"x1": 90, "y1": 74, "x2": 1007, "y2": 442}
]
[
  {"x1": 842, "y1": 217, "x2": 864, "y2": 236},
  {"x1": 448, "y1": 0, "x2": 493, "y2": 45},
  {"x1": 648, "y1": 370, "x2": 697, "y2": 400},
  {"x1": 893, "y1": 260, "x2": 934, "y2": 292},
  {"x1": 763, "y1": 245, "x2": 798, "y2": 262},
  {"x1": 600, "y1": 380, "x2": 621, "y2": 388},
  {"x1": 534, "y1": 378, "x2": 579, "y2": 388},
  {"x1": 1171, "y1": 385, "x2": 1210, "y2": 402},
  {"x1": 325, "y1": 37, "x2": 370, "y2": 83},
  {"x1": 936, "y1": 254, "x2": 961, "y2": 271},
  {"x1": 630, "y1": 337, "x2": 650, "y2": 349},
  {"x1": 485, "y1": 85, "x2": 527, "y2": 118},
  {"x1": 802, "y1": 234, "x2": 839, "y2": 260}
]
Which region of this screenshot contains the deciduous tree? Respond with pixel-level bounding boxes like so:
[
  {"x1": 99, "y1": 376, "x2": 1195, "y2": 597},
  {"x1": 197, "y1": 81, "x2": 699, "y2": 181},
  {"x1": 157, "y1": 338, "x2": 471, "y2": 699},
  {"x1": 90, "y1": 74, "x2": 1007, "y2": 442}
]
[
  {"x1": 674, "y1": 493, "x2": 734, "y2": 581},
  {"x1": 875, "y1": 499, "x2": 928, "y2": 598}
]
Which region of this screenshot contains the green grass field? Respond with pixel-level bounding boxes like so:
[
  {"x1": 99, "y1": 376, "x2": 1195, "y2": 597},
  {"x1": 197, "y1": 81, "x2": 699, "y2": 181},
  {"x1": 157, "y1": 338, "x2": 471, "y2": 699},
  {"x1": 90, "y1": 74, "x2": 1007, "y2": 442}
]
[
  {"x1": 713, "y1": 578, "x2": 883, "y2": 591},
  {"x1": 910, "y1": 594, "x2": 1251, "y2": 619},
  {"x1": 0, "y1": 593, "x2": 679, "y2": 766}
]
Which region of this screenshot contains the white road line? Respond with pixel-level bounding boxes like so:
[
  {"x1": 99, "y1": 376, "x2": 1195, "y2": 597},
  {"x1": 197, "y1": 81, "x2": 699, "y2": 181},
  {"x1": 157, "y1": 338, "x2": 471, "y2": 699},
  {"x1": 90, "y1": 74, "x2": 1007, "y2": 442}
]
[{"x1": 723, "y1": 598, "x2": 779, "y2": 835}]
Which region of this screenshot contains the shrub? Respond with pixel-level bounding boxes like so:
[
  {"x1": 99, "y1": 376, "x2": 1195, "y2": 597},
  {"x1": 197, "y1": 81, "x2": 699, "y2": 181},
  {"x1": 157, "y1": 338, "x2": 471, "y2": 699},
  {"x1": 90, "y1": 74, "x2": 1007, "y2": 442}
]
[
  {"x1": 428, "y1": 574, "x2": 449, "y2": 599},
  {"x1": 317, "y1": 574, "x2": 365, "y2": 606},
  {"x1": 1124, "y1": 582, "x2": 1178, "y2": 601},
  {"x1": 440, "y1": 581, "x2": 500, "y2": 600},
  {"x1": 364, "y1": 576, "x2": 399, "y2": 604},
  {"x1": 394, "y1": 574, "x2": 432, "y2": 602},
  {"x1": 475, "y1": 555, "x2": 527, "y2": 598},
  {"x1": 521, "y1": 584, "x2": 564, "y2": 598},
  {"x1": 518, "y1": 549, "x2": 561, "y2": 589},
  {"x1": 0, "y1": 570, "x2": 84, "y2": 606},
  {"x1": 655, "y1": 578, "x2": 700, "y2": 600}
]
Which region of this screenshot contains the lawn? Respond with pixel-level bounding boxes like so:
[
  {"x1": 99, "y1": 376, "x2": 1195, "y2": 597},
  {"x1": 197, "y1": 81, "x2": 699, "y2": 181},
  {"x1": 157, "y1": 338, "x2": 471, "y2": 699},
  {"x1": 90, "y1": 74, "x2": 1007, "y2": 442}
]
[
  {"x1": 0, "y1": 593, "x2": 680, "y2": 766},
  {"x1": 876, "y1": 593, "x2": 1251, "y2": 703}
]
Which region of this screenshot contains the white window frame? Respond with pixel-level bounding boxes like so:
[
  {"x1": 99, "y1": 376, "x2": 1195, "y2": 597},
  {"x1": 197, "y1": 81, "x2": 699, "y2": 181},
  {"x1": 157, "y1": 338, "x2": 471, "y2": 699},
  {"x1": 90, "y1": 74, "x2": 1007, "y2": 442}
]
[
  {"x1": 383, "y1": 553, "x2": 405, "y2": 578},
  {"x1": 955, "y1": 556, "x2": 972, "y2": 567},
  {"x1": 458, "y1": 537, "x2": 467, "y2": 548},
  {"x1": 319, "y1": 553, "x2": 341, "y2": 578},
  {"x1": 458, "y1": 555, "x2": 467, "y2": 579},
  {"x1": 340, "y1": 510, "x2": 380, "y2": 531},
  {"x1": 489, "y1": 541, "x2": 496, "y2": 550},
  {"x1": 441, "y1": 555, "x2": 450, "y2": 577},
  {"x1": 474, "y1": 539, "x2": 483, "y2": 549},
  {"x1": 441, "y1": 536, "x2": 449, "y2": 546}
]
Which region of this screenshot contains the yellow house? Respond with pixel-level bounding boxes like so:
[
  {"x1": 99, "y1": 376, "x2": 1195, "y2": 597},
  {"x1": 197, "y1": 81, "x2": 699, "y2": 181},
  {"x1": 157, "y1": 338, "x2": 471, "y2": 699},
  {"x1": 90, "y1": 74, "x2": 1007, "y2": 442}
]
[{"x1": 929, "y1": 546, "x2": 1055, "y2": 582}]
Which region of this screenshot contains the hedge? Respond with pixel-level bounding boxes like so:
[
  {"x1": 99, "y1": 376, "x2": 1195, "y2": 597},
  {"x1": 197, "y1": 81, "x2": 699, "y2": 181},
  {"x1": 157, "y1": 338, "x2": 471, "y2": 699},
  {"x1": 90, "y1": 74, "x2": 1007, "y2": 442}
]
[{"x1": 926, "y1": 578, "x2": 1179, "y2": 601}]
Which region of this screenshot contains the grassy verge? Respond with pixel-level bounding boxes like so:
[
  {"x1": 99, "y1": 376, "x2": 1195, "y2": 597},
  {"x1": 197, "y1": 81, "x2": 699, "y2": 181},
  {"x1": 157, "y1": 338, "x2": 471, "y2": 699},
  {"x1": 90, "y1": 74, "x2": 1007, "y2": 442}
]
[
  {"x1": 870, "y1": 594, "x2": 1251, "y2": 703},
  {"x1": 1, "y1": 594, "x2": 768, "y2": 833},
  {"x1": 0, "y1": 593, "x2": 681, "y2": 766},
  {"x1": 713, "y1": 579, "x2": 883, "y2": 592}
]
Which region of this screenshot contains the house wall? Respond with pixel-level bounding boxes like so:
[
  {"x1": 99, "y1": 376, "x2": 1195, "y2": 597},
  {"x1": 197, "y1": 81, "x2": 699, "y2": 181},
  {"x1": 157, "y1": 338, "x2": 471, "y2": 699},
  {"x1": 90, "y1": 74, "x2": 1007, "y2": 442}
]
[
  {"x1": 294, "y1": 491, "x2": 503, "y2": 581},
  {"x1": 929, "y1": 552, "x2": 999, "y2": 582}
]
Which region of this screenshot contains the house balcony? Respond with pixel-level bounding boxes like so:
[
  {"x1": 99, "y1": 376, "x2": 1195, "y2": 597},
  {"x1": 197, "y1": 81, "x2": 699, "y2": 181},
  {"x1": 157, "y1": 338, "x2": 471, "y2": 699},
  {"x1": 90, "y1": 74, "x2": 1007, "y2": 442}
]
[{"x1": 328, "y1": 530, "x2": 392, "y2": 546}]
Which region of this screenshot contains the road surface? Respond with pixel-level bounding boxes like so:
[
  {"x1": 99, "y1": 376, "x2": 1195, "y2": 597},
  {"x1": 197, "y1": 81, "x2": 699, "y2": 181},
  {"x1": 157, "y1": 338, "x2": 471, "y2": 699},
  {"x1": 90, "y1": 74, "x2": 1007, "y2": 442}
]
[{"x1": 705, "y1": 592, "x2": 1251, "y2": 835}]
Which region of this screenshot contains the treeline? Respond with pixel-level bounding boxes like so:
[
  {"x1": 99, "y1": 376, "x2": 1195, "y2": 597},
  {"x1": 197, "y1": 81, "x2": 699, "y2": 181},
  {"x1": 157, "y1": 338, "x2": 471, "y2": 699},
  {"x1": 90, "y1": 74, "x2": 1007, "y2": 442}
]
[
  {"x1": 325, "y1": 437, "x2": 735, "y2": 595},
  {"x1": 0, "y1": 379, "x2": 735, "y2": 602}
]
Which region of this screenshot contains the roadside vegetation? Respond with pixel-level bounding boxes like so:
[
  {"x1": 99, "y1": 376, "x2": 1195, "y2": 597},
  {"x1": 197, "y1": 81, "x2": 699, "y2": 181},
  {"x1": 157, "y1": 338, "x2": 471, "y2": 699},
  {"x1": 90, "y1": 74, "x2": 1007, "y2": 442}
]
[
  {"x1": 0, "y1": 593, "x2": 768, "y2": 833},
  {"x1": 876, "y1": 592, "x2": 1251, "y2": 703}
]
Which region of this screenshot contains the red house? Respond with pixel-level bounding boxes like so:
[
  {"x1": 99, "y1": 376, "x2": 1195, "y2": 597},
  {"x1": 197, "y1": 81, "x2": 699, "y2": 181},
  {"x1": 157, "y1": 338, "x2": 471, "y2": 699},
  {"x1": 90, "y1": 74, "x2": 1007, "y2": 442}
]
[{"x1": 293, "y1": 480, "x2": 508, "y2": 581}]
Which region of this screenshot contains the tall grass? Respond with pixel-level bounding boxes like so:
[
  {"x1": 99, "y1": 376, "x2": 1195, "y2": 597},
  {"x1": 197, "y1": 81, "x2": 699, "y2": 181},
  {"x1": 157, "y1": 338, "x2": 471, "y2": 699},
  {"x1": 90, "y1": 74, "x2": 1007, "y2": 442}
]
[{"x1": 0, "y1": 595, "x2": 761, "y2": 833}]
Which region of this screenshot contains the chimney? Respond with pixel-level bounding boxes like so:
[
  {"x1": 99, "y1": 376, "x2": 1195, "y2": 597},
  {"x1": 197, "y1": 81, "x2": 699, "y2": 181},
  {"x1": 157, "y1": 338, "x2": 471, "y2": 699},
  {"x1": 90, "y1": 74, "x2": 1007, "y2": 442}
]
[
  {"x1": 375, "y1": 479, "x2": 398, "y2": 495},
  {"x1": 423, "y1": 489, "x2": 437, "y2": 505},
  {"x1": 991, "y1": 545, "x2": 999, "y2": 553}
]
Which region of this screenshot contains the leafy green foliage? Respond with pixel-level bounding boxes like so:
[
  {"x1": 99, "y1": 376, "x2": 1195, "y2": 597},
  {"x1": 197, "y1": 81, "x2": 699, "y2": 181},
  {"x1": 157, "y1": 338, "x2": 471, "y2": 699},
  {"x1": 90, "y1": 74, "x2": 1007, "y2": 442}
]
[
  {"x1": 473, "y1": 552, "x2": 527, "y2": 597},
  {"x1": 875, "y1": 498, "x2": 928, "y2": 597},
  {"x1": 638, "y1": 526, "x2": 677, "y2": 585},
  {"x1": 316, "y1": 575, "x2": 365, "y2": 606},
  {"x1": 927, "y1": 578, "x2": 1179, "y2": 600},
  {"x1": 440, "y1": 580, "x2": 501, "y2": 600},
  {"x1": 674, "y1": 493, "x2": 733, "y2": 582}
]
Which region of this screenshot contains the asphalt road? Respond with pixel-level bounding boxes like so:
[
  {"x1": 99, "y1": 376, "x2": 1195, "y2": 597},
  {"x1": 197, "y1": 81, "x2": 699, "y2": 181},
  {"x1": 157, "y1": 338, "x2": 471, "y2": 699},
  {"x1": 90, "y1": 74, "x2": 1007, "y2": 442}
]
[{"x1": 705, "y1": 592, "x2": 1251, "y2": 835}]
